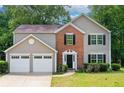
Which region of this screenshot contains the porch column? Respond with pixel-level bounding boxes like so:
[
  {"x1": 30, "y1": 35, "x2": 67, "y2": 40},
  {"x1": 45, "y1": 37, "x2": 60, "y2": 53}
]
[
  {"x1": 62, "y1": 52, "x2": 66, "y2": 65},
  {"x1": 75, "y1": 53, "x2": 77, "y2": 70}
]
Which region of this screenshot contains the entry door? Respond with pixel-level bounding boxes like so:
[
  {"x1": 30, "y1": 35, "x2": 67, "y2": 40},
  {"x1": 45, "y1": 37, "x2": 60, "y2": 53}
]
[{"x1": 67, "y1": 55, "x2": 72, "y2": 68}]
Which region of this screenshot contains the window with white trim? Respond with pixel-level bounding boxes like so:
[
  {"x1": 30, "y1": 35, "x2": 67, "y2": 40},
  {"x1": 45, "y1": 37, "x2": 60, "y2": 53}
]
[
  {"x1": 91, "y1": 35, "x2": 97, "y2": 45},
  {"x1": 97, "y1": 54, "x2": 104, "y2": 63},
  {"x1": 34, "y1": 56, "x2": 42, "y2": 59},
  {"x1": 90, "y1": 35, "x2": 104, "y2": 45},
  {"x1": 66, "y1": 34, "x2": 73, "y2": 45},
  {"x1": 89, "y1": 54, "x2": 105, "y2": 63},
  {"x1": 11, "y1": 56, "x2": 19, "y2": 59},
  {"x1": 91, "y1": 54, "x2": 97, "y2": 63},
  {"x1": 44, "y1": 56, "x2": 52, "y2": 59},
  {"x1": 97, "y1": 35, "x2": 103, "y2": 45},
  {"x1": 21, "y1": 56, "x2": 29, "y2": 59}
]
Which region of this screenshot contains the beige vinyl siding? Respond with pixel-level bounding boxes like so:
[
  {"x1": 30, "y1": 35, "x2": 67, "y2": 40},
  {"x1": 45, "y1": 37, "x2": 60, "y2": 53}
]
[
  {"x1": 72, "y1": 16, "x2": 111, "y2": 64},
  {"x1": 14, "y1": 33, "x2": 56, "y2": 49}
]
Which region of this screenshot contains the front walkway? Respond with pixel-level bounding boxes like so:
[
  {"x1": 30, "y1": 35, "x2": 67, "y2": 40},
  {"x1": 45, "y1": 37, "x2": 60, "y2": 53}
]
[
  {"x1": 53, "y1": 70, "x2": 75, "y2": 77},
  {"x1": 0, "y1": 73, "x2": 52, "y2": 87}
]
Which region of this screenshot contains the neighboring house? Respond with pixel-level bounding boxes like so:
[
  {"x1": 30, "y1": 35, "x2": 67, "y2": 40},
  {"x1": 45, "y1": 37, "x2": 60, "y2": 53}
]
[{"x1": 4, "y1": 14, "x2": 111, "y2": 73}]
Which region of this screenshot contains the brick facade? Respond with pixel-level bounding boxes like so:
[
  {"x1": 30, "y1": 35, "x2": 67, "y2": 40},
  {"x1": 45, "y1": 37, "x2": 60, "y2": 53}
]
[{"x1": 56, "y1": 25, "x2": 84, "y2": 69}]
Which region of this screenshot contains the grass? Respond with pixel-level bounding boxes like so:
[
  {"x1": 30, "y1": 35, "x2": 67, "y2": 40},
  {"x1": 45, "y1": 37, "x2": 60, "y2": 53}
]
[{"x1": 51, "y1": 68, "x2": 124, "y2": 87}]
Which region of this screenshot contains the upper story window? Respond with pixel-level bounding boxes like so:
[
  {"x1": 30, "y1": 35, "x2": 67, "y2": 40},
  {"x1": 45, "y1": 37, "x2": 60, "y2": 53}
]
[
  {"x1": 66, "y1": 34, "x2": 73, "y2": 45},
  {"x1": 88, "y1": 34, "x2": 106, "y2": 45},
  {"x1": 64, "y1": 33, "x2": 75, "y2": 45}
]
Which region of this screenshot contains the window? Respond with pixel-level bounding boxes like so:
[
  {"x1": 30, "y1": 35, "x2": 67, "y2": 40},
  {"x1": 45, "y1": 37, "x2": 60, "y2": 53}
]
[
  {"x1": 44, "y1": 56, "x2": 52, "y2": 59},
  {"x1": 11, "y1": 56, "x2": 19, "y2": 59},
  {"x1": 91, "y1": 54, "x2": 97, "y2": 63},
  {"x1": 89, "y1": 34, "x2": 105, "y2": 45},
  {"x1": 97, "y1": 35, "x2": 103, "y2": 45},
  {"x1": 66, "y1": 34, "x2": 73, "y2": 45},
  {"x1": 89, "y1": 54, "x2": 105, "y2": 63},
  {"x1": 21, "y1": 56, "x2": 29, "y2": 59},
  {"x1": 34, "y1": 56, "x2": 42, "y2": 59},
  {"x1": 91, "y1": 35, "x2": 97, "y2": 45},
  {"x1": 98, "y1": 54, "x2": 104, "y2": 63}
]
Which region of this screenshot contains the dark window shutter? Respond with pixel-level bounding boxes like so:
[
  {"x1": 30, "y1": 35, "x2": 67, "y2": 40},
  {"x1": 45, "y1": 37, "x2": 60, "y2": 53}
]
[
  {"x1": 88, "y1": 35, "x2": 91, "y2": 45},
  {"x1": 103, "y1": 54, "x2": 106, "y2": 63},
  {"x1": 88, "y1": 54, "x2": 91, "y2": 63},
  {"x1": 103, "y1": 35, "x2": 106, "y2": 45},
  {"x1": 73, "y1": 34, "x2": 75, "y2": 45},
  {"x1": 64, "y1": 34, "x2": 66, "y2": 45}
]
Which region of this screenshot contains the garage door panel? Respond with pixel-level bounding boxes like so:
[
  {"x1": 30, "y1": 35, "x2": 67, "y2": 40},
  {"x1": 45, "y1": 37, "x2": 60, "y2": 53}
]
[
  {"x1": 10, "y1": 55, "x2": 30, "y2": 72},
  {"x1": 33, "y1": 54, "x2": 52, "y2": 72}
]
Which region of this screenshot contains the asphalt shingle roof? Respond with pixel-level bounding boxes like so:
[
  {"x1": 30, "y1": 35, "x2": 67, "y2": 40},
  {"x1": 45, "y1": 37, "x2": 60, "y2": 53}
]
[{"x1": 14, "y1": 25, "x2": 63, "y2": 33}]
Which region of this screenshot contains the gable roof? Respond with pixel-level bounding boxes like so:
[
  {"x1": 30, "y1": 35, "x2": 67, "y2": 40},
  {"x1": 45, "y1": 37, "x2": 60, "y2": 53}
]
[
  {"x1": 71, "y1": 14, "x2": 111, "y2": 33},
  {"x1": 13, "y1": 14, "x2": 110, "y2": 34},
  {"x1": 4, "y1": 34, "x2": 57, "y2": 53},
  {"x1": 54, "y1": 23, "x2": 85, "y2": 34},
  {"x1": 14, "y1": 25, "x2": 62, "y2": 34}
]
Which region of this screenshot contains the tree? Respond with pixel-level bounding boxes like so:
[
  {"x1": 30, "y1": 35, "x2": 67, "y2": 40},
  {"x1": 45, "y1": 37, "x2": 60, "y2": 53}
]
[
  {"x1": 0, "y1": 5, "x2": 71, "y2": 60},
  {"x1": 90, "y1": 5, "x2": 124, "y2": 65},
  {"x1": 5, "y1": 5, "x2": 71, "y2": 31}
]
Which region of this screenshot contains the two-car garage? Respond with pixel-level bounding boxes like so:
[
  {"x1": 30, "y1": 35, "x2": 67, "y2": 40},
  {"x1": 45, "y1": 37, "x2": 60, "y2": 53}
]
[
  {"x1": 10, "y1": 53, "x2": 53, "y2": 73},
  {"x1": 5, "y1": 34, "x2": 57, "y2": 73}
]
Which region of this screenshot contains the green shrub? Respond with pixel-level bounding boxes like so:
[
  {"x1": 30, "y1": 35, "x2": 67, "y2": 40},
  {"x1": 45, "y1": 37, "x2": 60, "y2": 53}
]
[
  {"x1": 112, "y1": 63, "x2": 121, "y2": 71},
  {"x1": 85, "y1": 63, "x2": 94, "y2": 73},
  {"x1": 94, "y1": 64, "x2": 100, "y2": 72},
  {"x1": 57, "y1": 64, "x2": 68, "y2": 73},
  {"x1": 0, "y1": 60, "x2": 8, "y2": 74},
  {"x1": 83, "y1": 63, "x2": 109, "y2": 73},
  {"x1": 99, "y1": 63, "x2": 109, "y2": 72}
]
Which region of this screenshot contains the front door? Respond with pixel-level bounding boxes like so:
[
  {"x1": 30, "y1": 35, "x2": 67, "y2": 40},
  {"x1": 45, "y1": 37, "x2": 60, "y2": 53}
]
[{"x1": 67, "y1": 55, "x2": 72, "y2": 68}]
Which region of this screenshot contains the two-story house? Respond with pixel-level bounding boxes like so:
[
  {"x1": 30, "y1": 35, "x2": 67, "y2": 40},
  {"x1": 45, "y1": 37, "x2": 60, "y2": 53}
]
[{"x1": 4, "y1": 14, "x2": 111, "y2": 73}]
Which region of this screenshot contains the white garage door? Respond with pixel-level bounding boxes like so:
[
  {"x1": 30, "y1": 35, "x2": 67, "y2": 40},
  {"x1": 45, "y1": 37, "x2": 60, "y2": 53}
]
[
  {"x1": 10, "y1": 54, "x2": 30, "y2": 72},
  {"x1": 33, "y1": 54, "x2": 52, "y2": 72}
]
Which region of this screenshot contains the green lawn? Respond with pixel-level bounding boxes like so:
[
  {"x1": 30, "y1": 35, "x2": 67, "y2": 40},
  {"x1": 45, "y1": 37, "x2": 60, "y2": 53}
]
[{"x1": 51, "y1": 68, "x2": 124, "y2": 87}]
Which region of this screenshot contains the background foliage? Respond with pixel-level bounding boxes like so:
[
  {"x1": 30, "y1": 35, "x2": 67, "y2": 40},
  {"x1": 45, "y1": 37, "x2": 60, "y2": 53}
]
[{"x1": 90, "y1": 5, "x2": 124, "y2": 65}]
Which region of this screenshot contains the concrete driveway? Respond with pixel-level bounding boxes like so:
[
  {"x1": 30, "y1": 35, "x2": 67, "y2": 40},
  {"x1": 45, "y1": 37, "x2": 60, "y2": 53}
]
[{"x1": 0, "y1": 73, "x2": 52, "y2": 87}]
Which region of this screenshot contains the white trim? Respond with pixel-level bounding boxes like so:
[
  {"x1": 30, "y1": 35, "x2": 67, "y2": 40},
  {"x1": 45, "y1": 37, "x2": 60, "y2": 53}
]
[
  {"x1": 66, "y1": 33, "x2": 74, "y2": 35},
  {"x1": 62, "y1": 50, "x2": 77, "y2": 70},
  {"x1": 54, "y1": 23, "x2": 85, "y2": 34},
  {"x1": 6, "y1": 53, "x2": 8, "y2": 62},
  {"x1": 89, "y1": 33, "x2": 105, "y2": 35},
  {"x1": 13, "y1": 33, "x2": 15, "y2": 44},
  {"x1": 71, "y1": 14, "x2": 111, "y2": 33},
  {"x1": 90, "y1": 53, "x2": 105, "y2": 54},
  {"x1": 10, "y1": 53, "x2": 30, "y2": 56},
  {"x1": 32, "y1": 53, "x2": 53, "y2": 56},
  {"x1": 109, "y1": 33, "x2": 111, "y2": 68},
  {"x1": 4, "y1": 34, "x2": 57, "y2": 53},
  {"x1": 54, "y1": 52, "x2": 57, "y2": 72}
]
